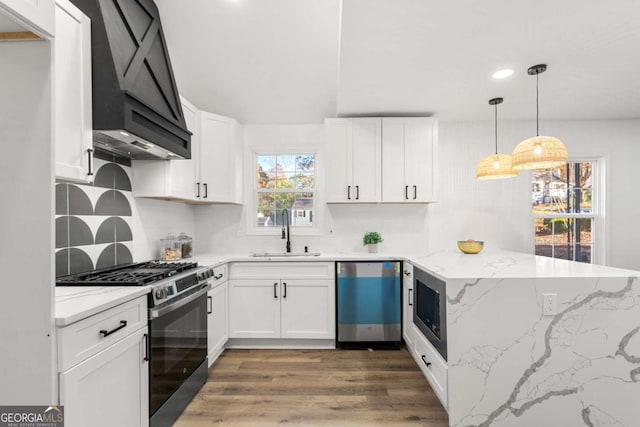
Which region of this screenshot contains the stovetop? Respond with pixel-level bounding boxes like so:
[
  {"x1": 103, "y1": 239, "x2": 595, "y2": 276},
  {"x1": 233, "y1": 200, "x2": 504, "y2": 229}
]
[{"x1": 56, "y1": 261, "x2": 199, "y2": 286}]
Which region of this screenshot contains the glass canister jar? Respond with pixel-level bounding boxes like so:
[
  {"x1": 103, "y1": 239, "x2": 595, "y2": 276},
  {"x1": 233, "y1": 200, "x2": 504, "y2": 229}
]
[
  {"x1": 160, "y1": 233, "x2": 181, "y2": 261},
  {"x1": 178, "y1": 232, "x2": 193, "y2": 258}
]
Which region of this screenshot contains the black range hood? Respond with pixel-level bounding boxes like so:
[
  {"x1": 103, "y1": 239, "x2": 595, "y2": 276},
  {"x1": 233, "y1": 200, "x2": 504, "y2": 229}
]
[{"x1": 71, "y1": 0, "x2": 191, "y2": 159}]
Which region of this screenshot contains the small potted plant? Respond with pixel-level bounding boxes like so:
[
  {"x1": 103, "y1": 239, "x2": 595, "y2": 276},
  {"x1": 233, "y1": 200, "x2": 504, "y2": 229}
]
[{"x1": 363, "y1": 231, "x2": 383, "y2": 253}]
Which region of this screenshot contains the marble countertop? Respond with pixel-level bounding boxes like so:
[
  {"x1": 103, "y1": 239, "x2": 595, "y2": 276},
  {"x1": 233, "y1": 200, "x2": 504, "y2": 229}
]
[
  {"x1": 189, "y1": 252, "x2": 406, "y2": 267},
  {"x1": 56, "y1": 249, "x2": 639, "y2": 326},
  {"x1": 409, "y1": 249, "x2": 639, "y2": 280},
  {"x1": 55, "y1": 285, "x2": 151, "y2": 326}
]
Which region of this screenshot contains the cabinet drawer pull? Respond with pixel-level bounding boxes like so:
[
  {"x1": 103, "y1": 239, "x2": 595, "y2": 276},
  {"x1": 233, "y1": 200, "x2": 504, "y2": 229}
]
[
  {"x1": 421, "y1": 355, "x2": 431, "y2": 367},
  {"x1": 274, "y1": 282, "x2": 278, "y2": 298},
  {"x1": 99, "y1": 320, "x2": 127, "y2": 338},
  {"x1": 408, "y1": 288, "x2": 413, "y2": 306},
  {"x1": 355, "y1": 185, "x2": 360, "y2": 200},
  {"x1": 347, "y1": 185, "x2": 351, "y2": 200},
  {"x1": 203, "y1": 183, "x2": 208, "y2": 198},
  {"x1": 87, "y1": 148, "x2": 94, "y2": 176},
  {"x1": 196, "y1": 182, "x2": 201, "y2": 198},
  {"x1": 413, "y1": 185, "x2": 417, "y2": 200},
  {"x1": 207, "y1": 296, "x2": 213, "y2": 314},
  {"x1": 214, "y1": 273, "x2": 224, "y2": 280},
  {"x1": 283, "y1": 282, "x2": 287, "y2": 298},
  {"x1": 143, "y1": 333, "x2": 150, "y2": 362}
]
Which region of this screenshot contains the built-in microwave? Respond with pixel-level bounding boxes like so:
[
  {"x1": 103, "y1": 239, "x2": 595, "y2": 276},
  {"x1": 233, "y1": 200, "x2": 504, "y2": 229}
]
[{"x1": 413, "y1": 267, "x2": 447, "y2": 361}]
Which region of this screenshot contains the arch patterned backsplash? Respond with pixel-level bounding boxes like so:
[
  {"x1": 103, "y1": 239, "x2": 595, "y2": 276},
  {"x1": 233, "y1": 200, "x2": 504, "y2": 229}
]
[{"x1": 55, "y1": 152, "x2": 134, "y2": 277}]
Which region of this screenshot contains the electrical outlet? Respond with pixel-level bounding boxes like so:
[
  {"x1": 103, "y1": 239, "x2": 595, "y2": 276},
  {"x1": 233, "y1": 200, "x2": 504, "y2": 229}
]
[{"x1": 542, "y1": 293, "x2": 558, "y2": 316}]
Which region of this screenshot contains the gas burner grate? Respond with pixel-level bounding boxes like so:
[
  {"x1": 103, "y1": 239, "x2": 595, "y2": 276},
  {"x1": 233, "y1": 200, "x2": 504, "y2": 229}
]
[{"x1": 56, "y1": 260, "x2": 199, "y2": 286}]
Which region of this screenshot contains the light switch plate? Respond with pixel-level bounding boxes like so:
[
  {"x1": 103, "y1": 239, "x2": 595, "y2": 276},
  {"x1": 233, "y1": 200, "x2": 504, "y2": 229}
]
[{"x1": 543, "y1": 293, "x2": 558, "y2": 316}]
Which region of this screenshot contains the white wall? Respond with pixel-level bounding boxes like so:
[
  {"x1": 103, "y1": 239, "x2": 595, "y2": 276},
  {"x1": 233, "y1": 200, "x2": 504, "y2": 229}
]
[
  {"x1": 132, "y1": 198, "x2": 196, "y2": 261},
  {"x1": 193, "y1": 119, "x2": 640, "y2": 271},
  {"x1": 0, "y1": 40, "x2": 55, "y2": 403}
]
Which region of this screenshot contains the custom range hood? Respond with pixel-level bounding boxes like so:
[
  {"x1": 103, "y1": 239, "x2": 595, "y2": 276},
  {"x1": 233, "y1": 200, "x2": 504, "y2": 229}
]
[{"x1": 71, "y1": 0, "x2": 191, "y2": 159}]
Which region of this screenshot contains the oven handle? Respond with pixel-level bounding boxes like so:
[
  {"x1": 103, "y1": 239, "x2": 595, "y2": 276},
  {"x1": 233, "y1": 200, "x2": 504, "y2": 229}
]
[{"x1": 149, "y1": 283, "x2": 211, "y2": 319}]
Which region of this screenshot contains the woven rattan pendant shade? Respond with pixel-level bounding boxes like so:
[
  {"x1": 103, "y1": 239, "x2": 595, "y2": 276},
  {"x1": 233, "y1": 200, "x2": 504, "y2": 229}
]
[
  {"x1": 476, "y1": 153, "x2": 518, "y2": 179},
  {"x1": 512, "y1": 135, "x2": 567, "y2": 170},
  {"x1": 476, "y1": 97, "x2": 518, "y2": 180},
  {"x1": 512, "y1": 64, "x2": 568, "y2": 170}
]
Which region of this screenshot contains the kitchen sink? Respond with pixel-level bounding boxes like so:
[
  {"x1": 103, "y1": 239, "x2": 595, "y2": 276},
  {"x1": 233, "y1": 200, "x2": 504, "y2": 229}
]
[{"x1": 250, "y1": 252, "x2": 321, "y2": 257}]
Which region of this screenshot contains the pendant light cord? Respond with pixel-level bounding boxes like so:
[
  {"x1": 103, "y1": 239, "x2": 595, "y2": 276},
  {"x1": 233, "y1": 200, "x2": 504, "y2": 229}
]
[
  {"x1": 494, "y1": 102, "x2": 498, "y2": 154},
  {"x1": 536, "y1": 73, "x2": 540, "y2": 136}
]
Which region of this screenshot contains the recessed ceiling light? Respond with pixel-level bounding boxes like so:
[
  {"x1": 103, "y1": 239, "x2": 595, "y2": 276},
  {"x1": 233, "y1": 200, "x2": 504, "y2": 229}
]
[
  {"x1": 119, "y1": 131, "x2": 130, "y2": 137},
  {"x1": 492, "y1": 69, "x2": 514, "y2": 79}
]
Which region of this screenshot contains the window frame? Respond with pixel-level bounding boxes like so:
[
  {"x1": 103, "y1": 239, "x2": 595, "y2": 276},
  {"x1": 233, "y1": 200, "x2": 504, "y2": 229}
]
[
  {"x1": 531, "y1": 157, "x2": 603, "y2": 264},
  {"x1": 247, "y1": 149, "x2": 321, "y2": 236}
]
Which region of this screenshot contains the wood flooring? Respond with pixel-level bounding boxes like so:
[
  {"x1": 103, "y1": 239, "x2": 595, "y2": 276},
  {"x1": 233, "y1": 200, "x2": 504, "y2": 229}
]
[{"x1": 173, "y1": 348, "x2": 449, "y2": 427}]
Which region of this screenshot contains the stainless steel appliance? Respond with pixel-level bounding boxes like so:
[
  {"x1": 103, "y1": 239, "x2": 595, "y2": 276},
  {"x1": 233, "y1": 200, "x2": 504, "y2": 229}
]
[
  {"x1": 413, "y1": 267, "x2": 447, "y2": 360},
  {"x1": 336, "y1": 261, "x2": 401, "y2": 348},
  {"x1": 57, "y1": 261, "x2": 212, "y2": 427}
]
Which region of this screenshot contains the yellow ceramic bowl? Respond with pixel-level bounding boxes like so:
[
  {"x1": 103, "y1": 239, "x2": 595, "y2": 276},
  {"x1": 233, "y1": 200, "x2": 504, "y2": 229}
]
[{"x1": 457, "y1": 240, "x2": 484, "y2": 254}]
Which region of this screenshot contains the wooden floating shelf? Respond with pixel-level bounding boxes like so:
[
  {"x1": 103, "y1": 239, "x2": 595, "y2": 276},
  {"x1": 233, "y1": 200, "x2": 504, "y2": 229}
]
[{"x1": 0, "y1": 31, "x2": 41, "y2": 42}]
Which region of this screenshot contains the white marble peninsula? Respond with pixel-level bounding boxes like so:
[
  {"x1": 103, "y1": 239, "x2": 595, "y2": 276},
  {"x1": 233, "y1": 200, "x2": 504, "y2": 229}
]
[{"x1": 410, "y1": 250, "x2": 640, "y2": 427}]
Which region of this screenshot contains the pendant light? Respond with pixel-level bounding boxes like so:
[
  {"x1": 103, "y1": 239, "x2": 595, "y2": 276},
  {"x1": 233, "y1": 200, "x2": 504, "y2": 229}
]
[
  {"x1": 512, "y1": 64, "x2": 568, "y2": 170},
  {"x1": 476, "y1": 97, "x2": 518, "y2": 180}
]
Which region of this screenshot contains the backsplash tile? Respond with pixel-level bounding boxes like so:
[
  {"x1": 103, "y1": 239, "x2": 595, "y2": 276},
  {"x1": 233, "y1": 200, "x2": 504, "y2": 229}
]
[{"x1": 55, "y1": 152, "x2": 134, "y2": 277}]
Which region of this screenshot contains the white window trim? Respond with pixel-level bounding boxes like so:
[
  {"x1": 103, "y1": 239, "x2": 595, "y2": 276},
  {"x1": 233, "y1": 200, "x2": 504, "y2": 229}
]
[
  {"x1": 530, "y1": 157, "x2": 605, "y2": 265},
  {"x1": 246, "y1": 149, "x2": 323, "y2": 236}
]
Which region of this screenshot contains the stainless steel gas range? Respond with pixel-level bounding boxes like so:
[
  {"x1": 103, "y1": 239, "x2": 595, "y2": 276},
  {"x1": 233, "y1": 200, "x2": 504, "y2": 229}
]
[{"x1": 57, "y1": 261, "x2": 212, "y2": 427}]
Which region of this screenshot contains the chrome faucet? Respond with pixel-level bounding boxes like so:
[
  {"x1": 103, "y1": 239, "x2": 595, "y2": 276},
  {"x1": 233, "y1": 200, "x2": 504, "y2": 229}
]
[{"x1": 281, "y1": 209, "x2": 291, "y2": 253}]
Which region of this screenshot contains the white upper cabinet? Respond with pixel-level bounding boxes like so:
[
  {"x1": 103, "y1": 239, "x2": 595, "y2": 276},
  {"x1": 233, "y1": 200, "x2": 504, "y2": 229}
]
[
  {"x1": 54, "y1": 0, "x2": 93, "y2": 183},
  {"x1": 133, "y1": 98, "x2": 242, "y2": 204},
  {"x1": 325, "y1": 117, "x2": 437, "y2": 204},
  {"x1": 325, "y1": 118, "x2": 382, "y2": 203},
  {"x1": 0, "y1": 0, "x2": 55, "y2": 38},
  {"x1": 199, "y1": 112, "x2": 242, "y2": 203},
  {"x1": 382, "y1": 117, "x2": 438, "y2": 203}
]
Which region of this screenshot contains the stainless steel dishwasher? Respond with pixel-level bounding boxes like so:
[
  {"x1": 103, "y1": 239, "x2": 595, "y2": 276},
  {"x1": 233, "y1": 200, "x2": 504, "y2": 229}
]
[{"x1": 336, "y1": 261, "x2": 402, "y2": 348}]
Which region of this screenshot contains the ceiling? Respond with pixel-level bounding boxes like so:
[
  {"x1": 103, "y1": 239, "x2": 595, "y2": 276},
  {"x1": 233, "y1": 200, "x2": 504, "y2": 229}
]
[{"x1": 156, "y1": 0, "x2": 640, "y2": 123}]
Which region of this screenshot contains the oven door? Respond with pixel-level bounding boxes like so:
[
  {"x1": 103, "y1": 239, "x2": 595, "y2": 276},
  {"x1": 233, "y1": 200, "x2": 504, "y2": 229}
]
[{"x1": 148, "y1": 283, "x2": 210, "y2": 417}]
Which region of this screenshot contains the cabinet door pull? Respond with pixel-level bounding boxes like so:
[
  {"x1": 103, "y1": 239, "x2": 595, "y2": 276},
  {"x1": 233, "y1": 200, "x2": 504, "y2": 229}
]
[
  {"x1": 283, "y1": 282, "x2": 287, "y2": 298},
  {"x1": 408, "y1": 288, "x2": 413, "y2": 306},
  {"x1": 203, "y1": 183, "x2": 208, "y2": 198},
  {"x1": 421, "y1": 355, "x2": 432, "y2": 367},
  {"x1": 356, "y1": 185, "x2": 360, "y2": 200},
  {"x1": 87, "y1": 148, "x2": 94, "y2": 176},
  {"x1": 347, "y1": 186, "x2": 351, "y2": 200},
  {"x1": 413, "y1": 185, "x2": 417, "y2": 200},
  {"x1": 196, "y1": 182, "x2": 201, "y2": 198},
  {"x1": 143, "y1": 333, "x2": 150, "y2": 362},
  {"x1": 207, "y1": 296, "x2": 213, "y2": 314},
  {"x1": 274, "y1": 282, "x2": 278, "y2": 298},
  {"x1": 405, "y1": 185, "x2": 409, "y2": 200},
  {"x1": 99, "y1": 320, "x2": 127, "y2": 338}
]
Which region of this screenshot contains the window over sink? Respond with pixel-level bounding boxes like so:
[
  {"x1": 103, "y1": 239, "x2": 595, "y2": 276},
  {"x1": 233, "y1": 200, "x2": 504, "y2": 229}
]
[
  {"x1": 532, "y1": 160, "x2": 600, "y2": 264},
  {"x1": 255, "y1": 154, "x2": 316, "y2": 229}
]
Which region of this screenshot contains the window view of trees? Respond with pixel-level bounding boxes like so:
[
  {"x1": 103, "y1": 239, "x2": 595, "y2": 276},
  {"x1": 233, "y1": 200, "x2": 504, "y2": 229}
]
[
  {"x1": 533, "y1": 162, "x2": 594, "y2": 263},
  {"x1": 256, "y1": 154, "x2": 315, "y2": 227}
]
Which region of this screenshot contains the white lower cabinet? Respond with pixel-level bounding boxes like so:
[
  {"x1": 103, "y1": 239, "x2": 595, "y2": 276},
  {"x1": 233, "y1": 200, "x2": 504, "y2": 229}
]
[
  {"x1": 402, "y1": 263, "x2": 416, "y2": 350},
  {"x1": 411, "y1": 326, "x2": 448, "y2": 411},
  {"x1": 58, "y1": 296, "x2": 149, "y2": 427},
  {"x1": 228, "y1": 262, "x2": 335, "y2": 340},
  {"x1": 207, "y1": 267, "x2": 229, "y2": 366}
]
